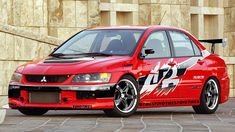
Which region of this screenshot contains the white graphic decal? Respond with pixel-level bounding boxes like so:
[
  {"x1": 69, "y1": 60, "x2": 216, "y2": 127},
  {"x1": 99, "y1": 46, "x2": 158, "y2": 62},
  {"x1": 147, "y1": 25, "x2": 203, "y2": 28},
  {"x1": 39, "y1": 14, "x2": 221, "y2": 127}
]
[{"x1": 139, "y1": 49, "x2": 210, "y2": 98}]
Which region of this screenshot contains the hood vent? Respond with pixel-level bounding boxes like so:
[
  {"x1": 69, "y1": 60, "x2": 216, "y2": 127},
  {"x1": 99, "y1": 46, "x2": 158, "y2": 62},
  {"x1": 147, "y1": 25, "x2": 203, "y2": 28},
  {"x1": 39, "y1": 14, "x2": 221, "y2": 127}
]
[{"x1": 44, "y1": 57, "x2": 95, "y2": 63}]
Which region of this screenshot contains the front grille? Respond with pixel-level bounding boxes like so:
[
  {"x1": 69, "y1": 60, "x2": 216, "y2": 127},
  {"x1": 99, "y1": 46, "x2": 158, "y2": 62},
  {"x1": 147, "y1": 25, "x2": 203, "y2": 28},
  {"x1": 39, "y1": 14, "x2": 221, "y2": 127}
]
[{"x1": 25, "y1": 75, "x2": 69, "y2": 83}]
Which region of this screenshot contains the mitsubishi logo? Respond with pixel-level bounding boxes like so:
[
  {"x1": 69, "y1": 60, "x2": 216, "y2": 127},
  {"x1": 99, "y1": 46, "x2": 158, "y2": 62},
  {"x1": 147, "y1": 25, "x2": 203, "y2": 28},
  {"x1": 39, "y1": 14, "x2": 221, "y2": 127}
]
[{"x1": 40, "y1": 76, "x2": 47, "y2": 82}]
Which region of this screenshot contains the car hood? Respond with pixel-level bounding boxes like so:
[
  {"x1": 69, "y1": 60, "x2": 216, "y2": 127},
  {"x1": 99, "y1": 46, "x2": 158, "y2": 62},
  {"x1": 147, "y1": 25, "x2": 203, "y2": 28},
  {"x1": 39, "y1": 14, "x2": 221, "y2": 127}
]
[{"x1": 20, "y1": 56, "x2": 133, "y2": 75}]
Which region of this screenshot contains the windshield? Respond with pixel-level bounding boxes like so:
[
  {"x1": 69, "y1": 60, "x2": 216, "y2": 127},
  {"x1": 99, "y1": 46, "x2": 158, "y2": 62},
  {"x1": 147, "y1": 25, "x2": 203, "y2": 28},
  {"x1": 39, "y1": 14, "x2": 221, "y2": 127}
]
[{"x1": 53, "y1": 29, "x2": 144, "y2": 56}]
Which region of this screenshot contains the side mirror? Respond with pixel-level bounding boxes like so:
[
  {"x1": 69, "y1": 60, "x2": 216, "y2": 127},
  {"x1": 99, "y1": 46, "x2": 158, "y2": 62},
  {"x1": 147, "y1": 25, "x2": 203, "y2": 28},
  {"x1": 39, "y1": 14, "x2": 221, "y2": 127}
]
[
  {"x1": 139, "y1": 49, "x2": 155, "y2": 59},
  {"x1": 145, "y1": 49, "x2": 155, "y2": 55}
]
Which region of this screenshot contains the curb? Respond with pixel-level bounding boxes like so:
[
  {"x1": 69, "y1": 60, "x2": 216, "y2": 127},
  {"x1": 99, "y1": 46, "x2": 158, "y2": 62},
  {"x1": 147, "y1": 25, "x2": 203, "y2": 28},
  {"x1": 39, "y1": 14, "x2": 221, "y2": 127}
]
[
  {"x1": 0, "y1": 96, "x2": 8, "y2": 124},
  {"x1": 0, "y1": 109, "x2": 6, "y2": 124}
]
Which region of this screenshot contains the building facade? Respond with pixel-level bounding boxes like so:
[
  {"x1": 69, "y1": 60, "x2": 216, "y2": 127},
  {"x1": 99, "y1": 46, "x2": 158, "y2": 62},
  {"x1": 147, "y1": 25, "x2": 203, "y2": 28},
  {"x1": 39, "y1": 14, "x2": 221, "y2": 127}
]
[{"x1": 0, "y1": 0, "x2": 235, "y2": 100}]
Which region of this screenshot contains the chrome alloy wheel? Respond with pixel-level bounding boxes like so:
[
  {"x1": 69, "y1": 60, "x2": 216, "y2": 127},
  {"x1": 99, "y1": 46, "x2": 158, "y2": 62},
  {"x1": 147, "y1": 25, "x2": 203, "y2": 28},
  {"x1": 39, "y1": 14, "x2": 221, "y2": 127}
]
[
  {"x1": 205, "y1": 79, "x2": 219, "y2": 110},
  {"x1": 114, "y1": 79, "x2": 138, "y2": 113}
]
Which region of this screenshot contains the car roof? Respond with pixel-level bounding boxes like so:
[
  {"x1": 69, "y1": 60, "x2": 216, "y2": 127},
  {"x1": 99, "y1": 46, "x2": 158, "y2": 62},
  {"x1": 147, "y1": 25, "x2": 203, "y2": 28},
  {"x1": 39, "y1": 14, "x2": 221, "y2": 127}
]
[{"x1": 88, "y1": 25, "x2": 186, "y2": 32}]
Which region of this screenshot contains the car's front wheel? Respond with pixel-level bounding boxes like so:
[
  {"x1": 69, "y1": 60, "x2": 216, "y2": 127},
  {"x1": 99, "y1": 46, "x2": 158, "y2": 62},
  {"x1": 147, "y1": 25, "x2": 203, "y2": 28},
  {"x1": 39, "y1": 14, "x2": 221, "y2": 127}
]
[
  {"x1": 18, "y1": 108, "x2": 48, "y2": 116},
  {"x1": 104, "y1": 75, "x2": 139, "y2": 117},
  {"x1": 193, "y1": 78, "x2": 220, "y2": 114}
]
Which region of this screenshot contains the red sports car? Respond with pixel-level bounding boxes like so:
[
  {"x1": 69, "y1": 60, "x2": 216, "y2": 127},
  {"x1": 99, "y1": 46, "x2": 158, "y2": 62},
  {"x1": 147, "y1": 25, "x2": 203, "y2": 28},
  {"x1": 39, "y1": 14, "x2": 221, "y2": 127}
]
[{"x1": 8, "y1": 26, "x2": 229, "y2": 117}]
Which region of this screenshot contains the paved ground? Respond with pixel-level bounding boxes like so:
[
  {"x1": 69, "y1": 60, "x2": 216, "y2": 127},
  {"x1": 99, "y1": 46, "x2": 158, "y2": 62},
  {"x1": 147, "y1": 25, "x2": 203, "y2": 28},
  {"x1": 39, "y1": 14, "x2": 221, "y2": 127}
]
[{"x1": 0, "y1": 98, "x2": 235, "y2": 132}]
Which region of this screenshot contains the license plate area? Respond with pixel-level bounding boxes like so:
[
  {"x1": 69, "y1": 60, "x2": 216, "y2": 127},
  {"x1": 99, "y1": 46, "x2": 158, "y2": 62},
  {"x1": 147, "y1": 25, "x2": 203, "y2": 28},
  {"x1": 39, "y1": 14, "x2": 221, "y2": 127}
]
[{"x1": 29, "y1": 91, "x2": 60, "y2": 103}]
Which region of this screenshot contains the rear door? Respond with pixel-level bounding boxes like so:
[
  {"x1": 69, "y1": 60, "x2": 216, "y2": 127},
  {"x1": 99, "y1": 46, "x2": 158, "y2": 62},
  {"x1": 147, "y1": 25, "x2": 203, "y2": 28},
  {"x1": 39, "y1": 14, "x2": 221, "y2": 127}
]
[{"x1": 167, "y1": 30, "x2": 206, "y2": 100}]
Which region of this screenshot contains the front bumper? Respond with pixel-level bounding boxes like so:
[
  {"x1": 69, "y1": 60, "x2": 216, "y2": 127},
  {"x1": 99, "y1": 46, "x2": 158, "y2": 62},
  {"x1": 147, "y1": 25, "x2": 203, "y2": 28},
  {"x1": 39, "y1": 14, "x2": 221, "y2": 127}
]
[{"x1": 8, "y1": 84, "x2": 115, "y2": 110}]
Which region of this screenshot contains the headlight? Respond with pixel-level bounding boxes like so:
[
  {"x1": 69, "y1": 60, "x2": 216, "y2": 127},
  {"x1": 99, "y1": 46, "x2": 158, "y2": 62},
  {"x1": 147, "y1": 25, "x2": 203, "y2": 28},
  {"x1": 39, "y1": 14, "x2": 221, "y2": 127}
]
[
  {"x1": 72, "y1": 73, "x2": 111, "y2": 83},
  {"x1": 10, "y1": 73, "x2": 23, "y2": 83}
]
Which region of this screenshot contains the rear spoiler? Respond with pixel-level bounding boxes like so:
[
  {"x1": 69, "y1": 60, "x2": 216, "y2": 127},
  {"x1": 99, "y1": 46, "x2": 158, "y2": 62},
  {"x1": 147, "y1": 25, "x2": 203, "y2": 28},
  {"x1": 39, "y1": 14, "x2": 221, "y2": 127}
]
[{"x1": 198, "y1": 38, "x2": 227, "y2": 54}]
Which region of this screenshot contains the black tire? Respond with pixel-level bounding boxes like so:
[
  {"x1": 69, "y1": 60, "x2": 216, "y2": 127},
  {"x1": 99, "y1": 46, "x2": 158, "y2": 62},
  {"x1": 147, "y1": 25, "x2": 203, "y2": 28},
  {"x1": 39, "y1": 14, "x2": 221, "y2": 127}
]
[
  {"x1": 104, "y1": 75, "x2": 140, "y2": 117},
  {"x1": 18, "y1": 108, "x2": 48, "y2": 116},
  {"x1": 193, "y1": 78, "x2": 220, "y2": 114}
]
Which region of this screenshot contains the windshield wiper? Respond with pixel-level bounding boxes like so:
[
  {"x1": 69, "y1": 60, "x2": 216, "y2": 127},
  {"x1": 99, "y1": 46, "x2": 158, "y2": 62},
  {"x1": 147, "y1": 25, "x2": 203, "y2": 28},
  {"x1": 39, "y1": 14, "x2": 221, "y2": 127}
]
[
  {"x1": 50, "y1": 53, "x2": 66, "y2": 57},
  {"x1": 79, "y1": 52, "x2": 113, "y2": 56}
]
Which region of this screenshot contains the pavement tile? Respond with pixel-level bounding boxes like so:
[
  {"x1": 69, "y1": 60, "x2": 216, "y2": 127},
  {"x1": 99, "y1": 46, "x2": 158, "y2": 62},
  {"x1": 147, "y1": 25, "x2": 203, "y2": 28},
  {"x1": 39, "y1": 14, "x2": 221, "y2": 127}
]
[{"x1": 0, "y1": 98, "x2": 235, "y2": 131}]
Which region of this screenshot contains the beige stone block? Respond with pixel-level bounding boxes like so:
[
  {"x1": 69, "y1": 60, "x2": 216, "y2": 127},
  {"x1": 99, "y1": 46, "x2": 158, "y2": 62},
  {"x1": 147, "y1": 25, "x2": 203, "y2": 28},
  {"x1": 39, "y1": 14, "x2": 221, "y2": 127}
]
[
  {"x1": 39, "y1": 28, "x2": 48, "y2": 36},
  {"x1": 179, "y1": 5, "x2": 190, "y2": 31},
  {"x1": 139, "y1": 4, "x2": 151, "y2": 25},
  {"x1": 76, "y1": 1, "x2": 88, "y2": 27},
  {"x1": 230, "y1": 33, "x2": 235, "y2": 56},
  {"x1": 117, "y1": 0, "x2": 134, "y2": 3},
  {"x1": 6, "y1": 0, "x2": 13, "y2": 25},
  {"x1": 38, "y1": 43, "x2": 54, "y2": 58},
  {"x1": 170, "y1": 5, "x2": 181, "y2": 27},
  {"x1": 229, "y1": 89, "x2": 234, "y2": 97},
  {"x1": 33, "y1": 0, "x2": 44, "y2": 26},
  {"x1": 23, "y1": 38, "x2": 39, "y2": 60},
  {"x1": 114, "y1": 3, "x2": 138, "y2": 12},
  {"x1": 87, "y1": 0, "x2": 100, "y2": 27},
  {"x1": 11, "y1": 0, "x2": 22, "y2": 26},
  {"x1": 138, "y1": 0, "x2": 152, "y2": 4},
  {"x1": 0, "y1": 32, "x2": 6, "y2": 60},
  {"x1": 223, "y1": 33, "x2": 230, "y2": 57},
  {"x1": 5, "y1": 34, "x2": 15, "y2": 60},
  {"x1": 43, "y1": 0, "x2": 48, "y2": 27},
  {"x1": 101, "y1": 0, "x2": 108, "y2": 3},
  {"x1": 171, "y1": 0, "x2": 189, "y2": 5},
  {"x1": 0, "y1": 0, "x2": 8, "y2": 24},
  {"x1": 227, "y1": 65, "x2": 234, "y2": 90},
  {"x1": 132, "y1": 11, "x2": 139, "y2": 25},
  {"x1": 47, "y1": 0, "x2": 63, "y2": 27},
  {"x1": 154, "y1": 4, "x2": 171, "y2": 25},
  {"x1": 14, "y1": 36, "x2": 24, "y2": 60},
  {"x1": 48, "y1": 27, "x2": 58, "y2": 38},
  {"x1": 57, "y1": 28, "x2": 83, "y2": 41},
  {"x1": 150, "y1": 4, "x2": 161, "y2": 25},
  {"x1": 20, "y1": 0, "x2": 34, "y2": 26},
  {"x1": 63, "y1": 0, "x2": 76, "y2": 27},
  {"x1": 0, "y1": 71, "x2": 4, "y2": 87}
]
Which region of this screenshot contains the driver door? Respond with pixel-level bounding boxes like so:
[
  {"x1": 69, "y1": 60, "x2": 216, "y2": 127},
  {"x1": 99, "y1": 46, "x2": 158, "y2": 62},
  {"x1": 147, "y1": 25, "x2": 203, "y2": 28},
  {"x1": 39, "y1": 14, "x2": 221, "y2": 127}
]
[{"x1": 138, "y1": 31, "x2": 178, "y2": 100}]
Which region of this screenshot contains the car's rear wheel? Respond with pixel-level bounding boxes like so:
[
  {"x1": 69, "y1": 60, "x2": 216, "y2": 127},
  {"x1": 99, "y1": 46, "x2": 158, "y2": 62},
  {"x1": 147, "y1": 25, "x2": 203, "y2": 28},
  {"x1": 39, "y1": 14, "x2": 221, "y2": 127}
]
[
  {"x1": 104, "y1": 75, "x2": 139, "y2": 117},
  {"x1": 18, "y1": 108, "x2": 48, "y2": 116},
  {"x1": 193, "y1": 78, "x2": 220, "y2": 114}
]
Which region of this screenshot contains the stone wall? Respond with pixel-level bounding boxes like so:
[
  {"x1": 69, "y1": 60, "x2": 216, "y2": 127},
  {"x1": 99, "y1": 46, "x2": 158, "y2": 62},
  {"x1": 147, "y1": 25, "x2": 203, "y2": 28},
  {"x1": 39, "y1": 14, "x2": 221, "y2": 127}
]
[
  {"x1": 0, "y1": 0, "x2": 235, "y2": 97},
  {"x1": 0, "y1": 24, "x2": 61, "y2": 96}
]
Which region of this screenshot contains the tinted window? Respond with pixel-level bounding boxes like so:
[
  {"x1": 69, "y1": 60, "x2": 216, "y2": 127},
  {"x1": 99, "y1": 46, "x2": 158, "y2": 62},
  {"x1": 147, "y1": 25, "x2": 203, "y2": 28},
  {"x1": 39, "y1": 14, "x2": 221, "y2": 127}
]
[
  {"x1": 142, "y1": 31, "x2": 171, "y2": 58},
  {"x1": 54, "y1": 30, "x2": 144, "y2": 56},
  {"x1": 63, "y1": 33, "x2": 97, "y2": 54},
  {"x1": 191, "y1": 40, "x2": 201, "y2": 56},
  {"x1": 169, "y1": 31, "x2": 194, "y2": 57}
]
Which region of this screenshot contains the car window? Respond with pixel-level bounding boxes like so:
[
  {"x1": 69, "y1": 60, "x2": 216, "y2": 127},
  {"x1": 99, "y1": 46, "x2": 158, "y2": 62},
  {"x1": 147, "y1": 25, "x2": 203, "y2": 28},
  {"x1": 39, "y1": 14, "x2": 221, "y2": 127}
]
[
  {"x1": 142, "y1": 31, "x2": 171, "y2": 58},
  {"x1": 100, "y1": 34, "x2": 121, "y2": 52},
  {"x1": 63, "y1": 33, "x2": 98, "y2": 54},
  {"x1": 169, "y1": 31, "x2": 195, "y2": 57},
  {"x1": 191, "y1": 40, "x2": 201, "y2": 56},
  {"x1": 54, "y1": 30, "x2": 144, "y2": 56}
]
